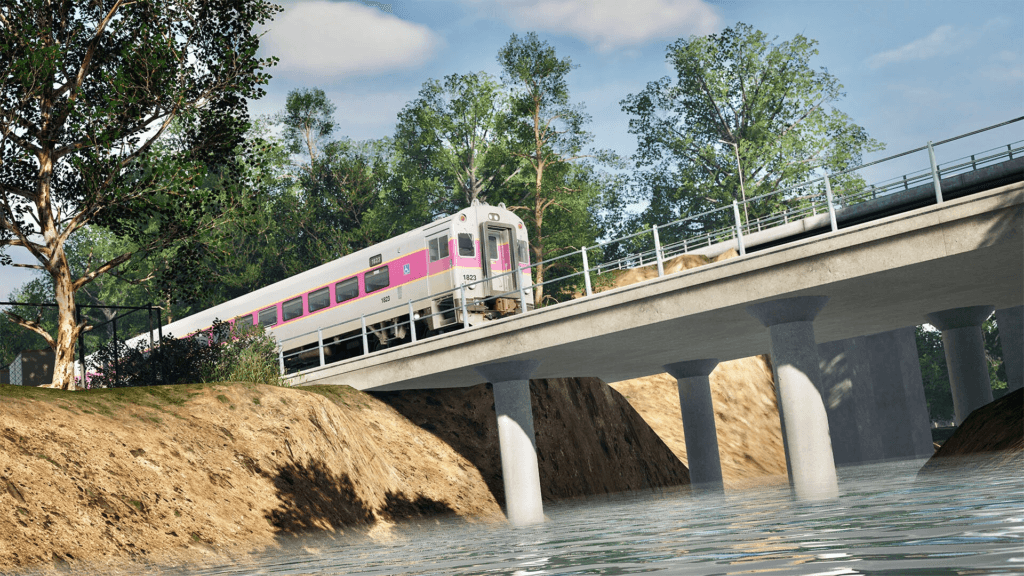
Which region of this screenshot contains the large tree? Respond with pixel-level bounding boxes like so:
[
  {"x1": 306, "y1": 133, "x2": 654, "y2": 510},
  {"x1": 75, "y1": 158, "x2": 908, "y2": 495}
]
[
  {"x1": 0, "y1": 0, "x2": 279, "y2": 389},
  {"x1": 498, "y1": 32, "x2": 615, "y2": 306},
  {"x1": 393, "y1": 72, "x2": 521, "y2": 217},
  {"x1": 620, "y1": 23, "x2": 883, "y2": 235}
]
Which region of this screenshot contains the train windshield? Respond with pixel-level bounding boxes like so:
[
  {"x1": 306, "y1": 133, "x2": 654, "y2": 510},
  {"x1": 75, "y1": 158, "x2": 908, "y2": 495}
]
[{"x1": 458, "y1": 233, "x2": 474, "y2": 256}]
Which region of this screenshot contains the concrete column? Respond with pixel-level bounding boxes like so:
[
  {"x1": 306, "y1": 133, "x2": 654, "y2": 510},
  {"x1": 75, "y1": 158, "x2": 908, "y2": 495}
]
[
  {"x1": 817, "y1": 327, "x2": 933, "y2": 466},
  {"x1": 663, "y1": 358, "x2": 723, "y2": 489},
  {"x1": 473, "y1": 359, "x2": 543, "y2": 526},
  {"x1": 925, "y1": 306, "x2": 995, "y2": 425},
  {"x1": 747, "y1": 296, "x2": 838, "y2": 501},
  {"x1": 995, "y1": 306, "x2": 1023, "y2": 392}
]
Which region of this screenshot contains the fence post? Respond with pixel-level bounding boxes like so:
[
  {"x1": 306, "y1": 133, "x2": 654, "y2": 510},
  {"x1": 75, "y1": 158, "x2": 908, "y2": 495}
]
[
  {"x1": 823, "y1": 173, "x2": 838, "y2": 232},
  {"x1": 112, "y1": 315, "x2": 119, "y2": 388},
  {"x1": 652, "y1": 225, "x2": 665, "y2": 277},
  {"x1": 732, "y1": 201, "x2": 746, "y2": 256},
  {"x1": 146, "y1": 307, "x2": 154, "y2": 387},
  {"x1": 278, "y1": 347, "x2": 285, "y2": 376},
  {"x1": 927, "y1": 141, "x2": 943, "y2": 204},
  {"x1": 581, "y1": 246, "x2": 593, "y2": 297},
  {"x1": 408, "y1": 301, "x2": 417, "y2": 342},
  {"x1": 157, "y1": 308, "x2": 165, "y2": 385},
  {"x1": 317, "y1": 327, "x2": 325, "y2": 366},
  {"x1": 460, "y1": 285, "x2": 469, "y2": 328},
  {"x1": 361, "y1": 314, "x2": 370, "y2": 354}
]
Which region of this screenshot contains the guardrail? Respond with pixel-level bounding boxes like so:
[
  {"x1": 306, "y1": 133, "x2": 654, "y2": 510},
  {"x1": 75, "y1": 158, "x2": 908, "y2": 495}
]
[{"x1": 281, "y1": 117, "x2": 1023, "y2": 377}]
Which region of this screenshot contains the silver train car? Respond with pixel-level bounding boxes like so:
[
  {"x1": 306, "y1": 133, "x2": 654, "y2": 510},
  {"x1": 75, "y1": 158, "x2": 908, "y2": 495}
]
[{"x1": 120, "y1": 200, "x2": 533, "y2": 373}]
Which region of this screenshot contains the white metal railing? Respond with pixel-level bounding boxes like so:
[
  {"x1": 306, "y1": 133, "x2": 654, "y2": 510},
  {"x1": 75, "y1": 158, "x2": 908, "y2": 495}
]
[{"x1": 280, "y1": 117, "x2": 1024, "y2": 377}]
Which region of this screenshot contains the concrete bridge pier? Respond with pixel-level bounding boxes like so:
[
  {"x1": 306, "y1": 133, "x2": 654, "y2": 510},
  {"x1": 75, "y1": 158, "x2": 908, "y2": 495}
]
[
  {"x1": 747, "y1": 296, "x2": 839, "y2": 501},
  {"x1": 473, "y1": 359, "x2": 544, "y2": 526},
  {"x1": 663, "y1": 359, "x2": 723, "y2": 489},
  {"x1": 925, "y1": 306, "x2": 995, "y2": 425},
  {"x1": 995, "y1": 306, "x2": 1023, "y2": 392}
]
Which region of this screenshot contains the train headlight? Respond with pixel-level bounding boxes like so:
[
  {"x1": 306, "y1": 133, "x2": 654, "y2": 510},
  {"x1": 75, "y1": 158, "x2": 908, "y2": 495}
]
[{"x1": 488, "y1": 213, "x2": 500, "y2": 221}]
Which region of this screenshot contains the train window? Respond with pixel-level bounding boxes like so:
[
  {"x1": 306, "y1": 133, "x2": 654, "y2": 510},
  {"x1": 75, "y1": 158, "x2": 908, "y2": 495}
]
[
  {"x1": 365, "y1": 266, "x2": 390, "y2": 293},
  {"x1": 458, "y1": 233, "x2": 474, "y2": 257},
  {"x1": 308, "y1": 287, "x2": 330, "y2": 313},
  {"x1": 488, "y1": 235, "x2": 498, "y2": 260},
  {"x1": 258, "y1": 307, "x2": 277, "y2": 326},
  {"x1": 235, "y1": 314, "x2": 255, "y2": 326},
  {"x1": 438, "y1": 234, "x2": 449, "y2": 258},
  {"x1": 518, "y1": 240, "x2": 530, "y2": 263},
  {"x1": 335, "y1": 277, "x2": 359, "y2": 303},
  {"x1": 282, "y1": 297, "x2": 302, "y2": 321},
  {"x1": 429, "y1": 235, "x2": 450, "y2": 262}
]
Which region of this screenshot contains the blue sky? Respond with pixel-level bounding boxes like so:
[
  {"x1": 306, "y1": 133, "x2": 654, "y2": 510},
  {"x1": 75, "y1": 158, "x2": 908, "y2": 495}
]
[{"x1": 2, "y1": 0, "x2": 1021, "y2": 300}]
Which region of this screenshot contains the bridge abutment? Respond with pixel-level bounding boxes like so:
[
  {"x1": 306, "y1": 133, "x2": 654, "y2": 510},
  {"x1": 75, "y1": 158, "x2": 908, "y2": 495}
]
[
  {"x1": 817, "y1": 327, "x2": 933, "y2": 465},
  {"x1": 995, "y1": 306, "x2": 1023, "y2": 392},
  {"x1": 747, "y1": 296, "x2": 839, "y2": 501},
  {"x1": 663, "y1": 359, "x2": 723, "y2": 489},
  {"x1": 473, "y1": 360, "x2": 544, "y2": 526},
  {"x1": 925, "y1": 306, "x2": 995, "y2": 425}
]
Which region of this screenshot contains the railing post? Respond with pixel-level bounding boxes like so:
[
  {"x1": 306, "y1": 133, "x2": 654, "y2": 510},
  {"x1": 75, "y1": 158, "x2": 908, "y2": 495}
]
[
  {"x1": 971, "y1": 154, "x2": 977, "y2": 170},
  {"x1": 317, "y1": 327, "x2": 325, "y2": 366},
  {"x1": 460, "y1": 285, "x2": 469, "y2": 328},
  {"x1": 519, "y1": 275, "x2": 529, "y2": 314},
  {"x1": 360, "y1": 314, "x2": 369, "y2": 354},
  {"x1": 1009, "y1": 144, "x2": 1014, "y2": 160},
  {"x1": 581, "y1": 247, "x2": 593, "y2": 297},
  {"x1": 278, "y1": 347, "x2": 285, "y2": 376},
  {"x1": 408, "y1": 301, "x2": 417, "y2": 342},
  {"x1": 652, "y1": 225, "x2": 665, "y2": 277},
  {"x1": 732, "y1": 200, "x2": 746, "y2": 256},
  {"x1": 903, "y1": 175, "x2": 908, "y2": 190},
  {"x1": 927, "y1": 141, "x2": 943, "y2": 204},
  {"x1": 823, "y1": 173, "x2": 838, "y2": 232}
]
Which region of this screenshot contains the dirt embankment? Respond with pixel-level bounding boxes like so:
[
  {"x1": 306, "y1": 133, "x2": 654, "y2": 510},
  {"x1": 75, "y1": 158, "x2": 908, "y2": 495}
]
[
  {"x1": 918, "y1": 387, "x2": 1023, "y2": 475},
  {"x1": 0, "y1": 378, "x2": 689, "y2": 572}
]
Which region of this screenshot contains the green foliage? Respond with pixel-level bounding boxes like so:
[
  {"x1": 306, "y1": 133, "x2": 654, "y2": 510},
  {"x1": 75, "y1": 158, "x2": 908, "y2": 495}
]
[
  {"x1": 393, "y1": 72, "x2": 519, "y2": 215},
  {"x1": 620, "y1": 23, "x2": 884, "y2": 237},
  {"x1": 86, "y1": 319, "x2": 282, "y2": 388},
  {"x1": 278, "y1": 87, "x2": 337, "y2": 159}
]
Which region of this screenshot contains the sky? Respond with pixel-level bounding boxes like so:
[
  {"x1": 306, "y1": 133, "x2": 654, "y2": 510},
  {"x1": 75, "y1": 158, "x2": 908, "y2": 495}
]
[{"x1": 1, "y1": 0, "x2": 1021, "y2": 300}]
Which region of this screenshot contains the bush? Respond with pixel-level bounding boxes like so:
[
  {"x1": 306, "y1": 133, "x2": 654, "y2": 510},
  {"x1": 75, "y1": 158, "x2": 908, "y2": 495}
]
[{"x1": 86, "y1": 319, "x2": 283, "y2": 388}]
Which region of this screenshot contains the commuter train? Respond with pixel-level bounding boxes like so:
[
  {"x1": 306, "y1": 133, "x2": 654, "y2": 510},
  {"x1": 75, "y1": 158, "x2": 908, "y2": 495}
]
[{"x1": 120, "y1": 200, "x2": 533, "y2": 374}]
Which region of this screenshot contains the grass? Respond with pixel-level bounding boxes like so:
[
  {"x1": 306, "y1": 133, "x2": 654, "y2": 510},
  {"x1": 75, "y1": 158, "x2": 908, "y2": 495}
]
[{"x1": 299, "y1": 385, "x2": 375, "y2": 410}]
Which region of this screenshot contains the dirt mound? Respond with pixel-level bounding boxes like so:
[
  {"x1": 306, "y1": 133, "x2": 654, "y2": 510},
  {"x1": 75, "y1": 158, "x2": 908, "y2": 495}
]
[
  {"x1": 919, "y1": 388, "x2": 1023, "y2": 475},
  {"x1": 597, "y1": 247, "x2": 787, "y2": 486},
  {"x1": 371, "y1": 377, "x2": 689, "y2": 504},
  {"x1": 607, "y1": 356, "x2": 787, "y2": 486},
  {"x1": 0, "y1": 383, "x2": 503, "y2": 571}
]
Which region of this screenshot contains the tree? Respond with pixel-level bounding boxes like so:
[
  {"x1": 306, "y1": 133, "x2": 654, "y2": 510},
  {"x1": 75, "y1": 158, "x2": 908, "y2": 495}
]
[
  {"x1": 620, "y1": 23, "x2": 884, "y2": 235},
  {"x1": 393, "y1": 72, "x2": 521, "y2": 216},
  {"x1": 278, "y1": 87, "x2": 336, "y2": 162},
  {"x1": 0, "y1": 0, "x2": 279, "y2": 389},
  {"x1": 498, "y1": 32, "x2": 615, "y2": 306}
]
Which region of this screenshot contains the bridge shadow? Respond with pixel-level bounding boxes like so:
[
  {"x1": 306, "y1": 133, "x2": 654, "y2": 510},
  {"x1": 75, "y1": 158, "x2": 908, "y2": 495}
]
[{"x1": 371, "y1": 377, "x2": 691, "y2": 510}]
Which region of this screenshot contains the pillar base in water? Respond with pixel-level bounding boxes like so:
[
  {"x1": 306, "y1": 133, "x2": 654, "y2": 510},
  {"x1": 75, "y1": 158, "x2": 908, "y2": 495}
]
[
  {"x1": 925, "y1": 306, "x2": 995, "y2": 425},
  {"x1": 474, "y1": 360, "x2": 544, "y2": 526},
  {"x1": 663, "y1": 358, "x2": 723, "y2": 490}
]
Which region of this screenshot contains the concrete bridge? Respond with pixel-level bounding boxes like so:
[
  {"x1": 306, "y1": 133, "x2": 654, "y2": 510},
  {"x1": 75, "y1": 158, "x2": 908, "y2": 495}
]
[{"x1": 289, "y1": 173, "x2": 1023, "y2": 525}]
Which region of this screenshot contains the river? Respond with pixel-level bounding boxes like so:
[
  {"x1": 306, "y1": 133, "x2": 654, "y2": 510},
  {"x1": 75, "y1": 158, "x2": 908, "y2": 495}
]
[{"x1": 26, "y1": 456, "x2": 1024, "y2": 575}]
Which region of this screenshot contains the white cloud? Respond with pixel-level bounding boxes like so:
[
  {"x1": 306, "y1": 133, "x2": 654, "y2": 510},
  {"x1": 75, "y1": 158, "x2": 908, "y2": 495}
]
[
  {"x1": 866, "y1": 25, "x2": 971, "y2": 70},
  {"x1": 263, "y1": 1, "x2": 442, "y2": 78},
  {"x1": 489, "y1": 0, "x2": 719, "y2": 52}
]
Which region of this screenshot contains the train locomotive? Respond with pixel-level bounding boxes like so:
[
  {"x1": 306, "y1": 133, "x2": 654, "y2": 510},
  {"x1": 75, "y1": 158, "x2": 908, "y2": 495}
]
[{"x1": 116, "y1": 200, "x2": 534, "y2": 374}]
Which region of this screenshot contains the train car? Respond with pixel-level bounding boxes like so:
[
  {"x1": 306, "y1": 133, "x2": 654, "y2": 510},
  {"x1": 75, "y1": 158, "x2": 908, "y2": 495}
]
[{"x1": 117, "y1": 200, "x2": 533, "y2": 374}]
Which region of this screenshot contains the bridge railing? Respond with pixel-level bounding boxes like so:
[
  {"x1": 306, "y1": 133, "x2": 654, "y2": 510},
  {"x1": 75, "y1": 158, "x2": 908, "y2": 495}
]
[{"x1": 281, "y1": 117, "x2": 1023, "y2": 378}]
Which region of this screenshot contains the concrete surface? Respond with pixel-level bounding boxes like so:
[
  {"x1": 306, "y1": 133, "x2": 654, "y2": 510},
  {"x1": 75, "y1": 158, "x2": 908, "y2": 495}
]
[
  {"x1": 995, "y1": 306, "x2": 1023, "y2": 392},
  {"x1": 926, "y1": 305, "x2": 997, "y2": 425},
  {"x1": 663, "y1": 359, "x2": 723, "y2": 488}
]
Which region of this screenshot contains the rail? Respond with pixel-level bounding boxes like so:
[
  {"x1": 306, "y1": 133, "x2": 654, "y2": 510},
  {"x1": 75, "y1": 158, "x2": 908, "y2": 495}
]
[{"x1": 279, "y1": 117, "x2": 1024, "y2": 377}]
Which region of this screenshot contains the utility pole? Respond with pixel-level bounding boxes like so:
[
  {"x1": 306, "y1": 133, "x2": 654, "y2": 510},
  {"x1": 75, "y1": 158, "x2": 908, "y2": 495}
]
[{"x1": 719, "y1": 139, "x2": 748, "y2": 226}]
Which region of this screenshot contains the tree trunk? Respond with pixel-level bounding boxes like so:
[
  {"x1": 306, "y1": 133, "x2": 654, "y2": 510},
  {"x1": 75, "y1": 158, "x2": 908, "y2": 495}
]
[
  {"x1": 532, "y1": 162, "x2": 545, "y2": 307},
  {"x1": 51, "y1": 259, "x2": 81, "y2": 390}
]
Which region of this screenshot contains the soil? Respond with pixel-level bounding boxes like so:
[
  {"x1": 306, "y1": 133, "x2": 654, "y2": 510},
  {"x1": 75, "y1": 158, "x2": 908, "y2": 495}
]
[{"x1": 918, "y1": 387, "x2": 1023, "y2": 475}]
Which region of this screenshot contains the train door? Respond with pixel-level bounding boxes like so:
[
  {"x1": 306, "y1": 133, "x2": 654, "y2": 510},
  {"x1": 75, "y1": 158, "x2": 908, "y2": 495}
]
[
  {"x1": 483, "y1": 225, "x2": 516, "y2": 294},
  {"x1": 426, "y1": 231, "x2": 452, "y2": 296}
]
